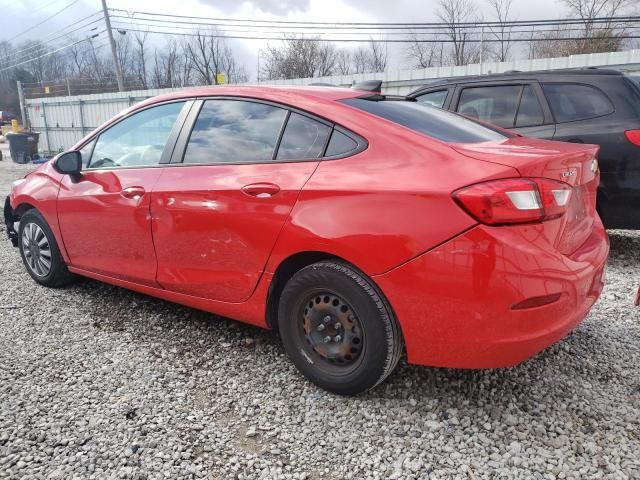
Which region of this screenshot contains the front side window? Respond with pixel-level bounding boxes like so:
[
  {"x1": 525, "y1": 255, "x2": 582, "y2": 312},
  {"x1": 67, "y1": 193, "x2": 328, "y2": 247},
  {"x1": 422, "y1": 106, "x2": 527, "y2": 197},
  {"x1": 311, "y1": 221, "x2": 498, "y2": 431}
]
[
  {"x1": 183, "y1": 100, "x2": 287, "y2": 164},
  {"x1": 416, "y1": 90, "x2": 448, "y2": 108},
  {"x1": 542, "y1": 83, "x2": 613, "y2": 123},
  {"x1": 276, "y1": 112, "x2": 331, "y2": 161},
  {"x1": 89, "y1": 102, "x2": 185, "y2": 169},
  {"x1": 342, "y1": 98, "x2": 507, "y2": 144},
  {"x1": 457, "y1": 85, "x2": 521, "y2": 128}
]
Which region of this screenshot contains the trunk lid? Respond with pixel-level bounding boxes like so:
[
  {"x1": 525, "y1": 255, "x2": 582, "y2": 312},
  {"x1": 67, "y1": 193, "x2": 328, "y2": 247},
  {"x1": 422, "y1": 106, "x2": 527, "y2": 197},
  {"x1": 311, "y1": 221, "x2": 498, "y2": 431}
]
[{"x1": 451, "y1": 137, "x2": 600, "y2": 255}]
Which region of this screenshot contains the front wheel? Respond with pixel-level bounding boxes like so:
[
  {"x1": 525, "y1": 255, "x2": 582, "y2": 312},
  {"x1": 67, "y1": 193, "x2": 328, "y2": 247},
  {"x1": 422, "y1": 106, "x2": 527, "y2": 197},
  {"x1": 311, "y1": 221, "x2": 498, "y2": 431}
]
[
  {"x1": 278, "y1": 261, "x2": 403, "y2": 395},
  {"x1": 18, "y1": 209, "x2": 75, "y2": 287}
]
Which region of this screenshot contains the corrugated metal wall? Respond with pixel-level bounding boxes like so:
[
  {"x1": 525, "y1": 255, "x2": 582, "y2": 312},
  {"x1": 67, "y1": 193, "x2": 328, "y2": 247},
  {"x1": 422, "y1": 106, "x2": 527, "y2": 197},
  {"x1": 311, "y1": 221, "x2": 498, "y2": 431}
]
[{"x1": 26, "y1": 49, "x2": 640, "y2": 154}]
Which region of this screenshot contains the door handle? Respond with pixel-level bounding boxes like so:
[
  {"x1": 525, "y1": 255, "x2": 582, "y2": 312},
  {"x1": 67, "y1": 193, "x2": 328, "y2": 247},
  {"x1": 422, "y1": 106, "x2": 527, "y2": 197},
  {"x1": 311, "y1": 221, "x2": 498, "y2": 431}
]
[
  {"x1": 241, "y1": 183, "x2": 280, "y2": 198},
  {"x1": 121, "y1": 186, "x2": 146, "y2": 199}
]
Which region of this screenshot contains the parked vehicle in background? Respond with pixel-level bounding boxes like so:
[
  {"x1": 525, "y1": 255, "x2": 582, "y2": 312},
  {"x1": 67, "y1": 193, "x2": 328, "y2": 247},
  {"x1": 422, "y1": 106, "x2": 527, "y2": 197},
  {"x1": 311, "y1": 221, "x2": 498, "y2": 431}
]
[
  {"x1": 409, "y1": 69, "x2": 640, "y2": 229},
  {"x1": 0, "y1": 111, "x2": 17, "y2": 125},
  {"x1": 4, "y1": 86, "x2": 608, "y2": 394}
]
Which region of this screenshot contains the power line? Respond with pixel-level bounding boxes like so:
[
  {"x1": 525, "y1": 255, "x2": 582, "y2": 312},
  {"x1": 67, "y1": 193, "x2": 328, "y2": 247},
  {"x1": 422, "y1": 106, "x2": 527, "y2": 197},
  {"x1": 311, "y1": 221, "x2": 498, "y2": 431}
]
[
  {"x1": 111, "y1": 25, "x2": 640, "y2": 43},
  {"x1": 110, "y1": 8, "x2": 640, "y2": 29},
  {"x1": 109, "y1": 17, "x2": 631, "y2": 38},
  {"x1": 0, "y1": 12, "x2": 104, "y2": 66},
  {"x1": 0, "y1": 33, "x2": 104, "y2": 73},
  {"x1": 10, "y1": 0, "x2": 82, "y2": 41}
]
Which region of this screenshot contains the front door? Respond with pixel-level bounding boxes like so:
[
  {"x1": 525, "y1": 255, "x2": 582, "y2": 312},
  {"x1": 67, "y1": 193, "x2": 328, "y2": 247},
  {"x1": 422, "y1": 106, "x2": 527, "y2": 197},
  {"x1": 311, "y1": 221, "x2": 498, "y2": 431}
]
[
  {"x1": 151, "y1": 99, "x2": 332, "y2": 302},
  {"x1": 57, "y1": 101, "x2": 188, "y2": 286}
]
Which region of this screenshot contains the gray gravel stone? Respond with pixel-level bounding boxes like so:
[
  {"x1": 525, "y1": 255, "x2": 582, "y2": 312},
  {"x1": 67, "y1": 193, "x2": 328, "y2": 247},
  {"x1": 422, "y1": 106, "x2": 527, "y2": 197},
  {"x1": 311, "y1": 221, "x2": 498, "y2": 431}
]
[{"x1": 0, "y1": 145, "x2": 639, "y2": 479}]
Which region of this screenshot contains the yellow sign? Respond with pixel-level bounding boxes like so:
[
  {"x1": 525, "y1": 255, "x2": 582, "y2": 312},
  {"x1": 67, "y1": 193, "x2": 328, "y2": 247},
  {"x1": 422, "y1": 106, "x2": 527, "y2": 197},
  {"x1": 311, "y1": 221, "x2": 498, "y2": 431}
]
[
  {"x1": 216, "y1": 73, "x2": 226, "y2": 85},
  {"x1": 44, "y1": 86, "x2": 50, "y2": 94},
  {"x1": 11, "y1": 119, "x2": 19, "y2": 133}
]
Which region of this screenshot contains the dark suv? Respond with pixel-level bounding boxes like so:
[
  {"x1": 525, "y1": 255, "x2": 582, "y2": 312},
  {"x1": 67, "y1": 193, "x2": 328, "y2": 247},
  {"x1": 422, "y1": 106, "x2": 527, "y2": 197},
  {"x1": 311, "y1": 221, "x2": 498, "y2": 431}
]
[{"x1": 409, "y1": 69, "x2": 640, "y2": 229}]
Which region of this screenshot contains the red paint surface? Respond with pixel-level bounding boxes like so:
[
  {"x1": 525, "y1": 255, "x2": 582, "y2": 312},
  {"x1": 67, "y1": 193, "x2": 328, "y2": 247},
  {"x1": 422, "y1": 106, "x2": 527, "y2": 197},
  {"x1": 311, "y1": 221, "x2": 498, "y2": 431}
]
[{"x1": 10, "y1": 86, "x2": 609, "y2": 368}]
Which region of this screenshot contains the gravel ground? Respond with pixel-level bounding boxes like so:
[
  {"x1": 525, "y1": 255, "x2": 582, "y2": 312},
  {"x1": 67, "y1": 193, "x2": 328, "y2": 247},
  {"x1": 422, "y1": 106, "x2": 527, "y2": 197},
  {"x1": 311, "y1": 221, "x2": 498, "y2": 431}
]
[{"x1": 0, "y1": 144, "x2": 639, "y2": 480}]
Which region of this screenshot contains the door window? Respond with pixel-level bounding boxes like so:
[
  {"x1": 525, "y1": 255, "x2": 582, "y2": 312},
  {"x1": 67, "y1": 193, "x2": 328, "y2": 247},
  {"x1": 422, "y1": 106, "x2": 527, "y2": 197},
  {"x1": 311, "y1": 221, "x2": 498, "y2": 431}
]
[
  {"x1": 457, "y1": 85, "x2": 521, "y2": 128},
  {"x1": 515, "y1": 86, "x2": 545, "y2": 127},
  {"x1": 542, "y1": 83, "x2": 614, "y2": 123},
  {"x1": 88, "y1": 102, "x2": 185, "y2": 169},
  {"x1": 276, "y1": 112, "x2": 331, "y2": 160},
  {"x1": 183, "y1": 100, "x2": 287, "y2": 164},
  {"x1": 416, "y1": 90, "x2": 448, "y2": 108}
]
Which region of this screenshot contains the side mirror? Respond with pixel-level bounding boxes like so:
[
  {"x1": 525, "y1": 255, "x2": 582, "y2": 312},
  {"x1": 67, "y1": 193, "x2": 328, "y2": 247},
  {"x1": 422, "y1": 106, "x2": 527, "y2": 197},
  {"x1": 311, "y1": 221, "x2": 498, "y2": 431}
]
[{"x1": 54, "y1": 151, "x2": 82, "y2": 177}]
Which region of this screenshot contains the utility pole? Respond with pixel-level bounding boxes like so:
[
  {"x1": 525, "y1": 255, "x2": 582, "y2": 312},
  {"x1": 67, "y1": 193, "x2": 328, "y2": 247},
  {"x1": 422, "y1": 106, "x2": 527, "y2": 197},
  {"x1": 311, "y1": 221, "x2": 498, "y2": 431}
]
[
  {"x1": 101, "y1": 0, "x2": 125, "y2": 92},
  {"x1": 16, "y1": 81, "x2": 28, "y2": 130}
]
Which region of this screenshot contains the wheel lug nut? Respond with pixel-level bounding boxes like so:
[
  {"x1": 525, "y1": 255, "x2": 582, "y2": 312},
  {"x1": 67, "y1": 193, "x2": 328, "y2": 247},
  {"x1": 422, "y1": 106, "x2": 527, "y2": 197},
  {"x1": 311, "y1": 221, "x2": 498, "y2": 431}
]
[
  {"x1": 323, "y1": 336, "x2": 331, "y2": 343},
  {"x1": 316, "y1": 324, "x2": 325, "y2": 331},
  {"x1": 323, "y1": 315, "x2": 332, "y2": 323},
  {"x1": 333, "y1": 335, "x2": 342, "y2": 343},
  {"x1": 334, "y1": 322, "x2": 341, "y2": 330}
]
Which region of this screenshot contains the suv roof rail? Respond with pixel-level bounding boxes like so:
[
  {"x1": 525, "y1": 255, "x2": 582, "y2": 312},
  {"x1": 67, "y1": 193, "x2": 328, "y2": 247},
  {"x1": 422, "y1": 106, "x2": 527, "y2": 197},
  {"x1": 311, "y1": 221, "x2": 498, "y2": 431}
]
[{"x1": 309, "y1": 82, "x2": 338, "y2": 87}]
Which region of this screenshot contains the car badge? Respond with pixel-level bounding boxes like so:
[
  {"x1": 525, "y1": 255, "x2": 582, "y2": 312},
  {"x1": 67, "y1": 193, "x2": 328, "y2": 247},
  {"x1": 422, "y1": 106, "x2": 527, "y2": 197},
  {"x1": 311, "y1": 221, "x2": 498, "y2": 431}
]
[{"x1": 562, "y1": 170, "x2": 576, "y2": 178}]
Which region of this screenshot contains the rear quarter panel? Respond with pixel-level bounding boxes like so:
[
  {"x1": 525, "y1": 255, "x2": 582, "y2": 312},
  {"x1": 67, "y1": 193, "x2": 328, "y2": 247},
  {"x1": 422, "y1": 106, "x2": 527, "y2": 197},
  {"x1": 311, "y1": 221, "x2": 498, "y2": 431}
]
[{"x1": 265, "y1": 107, "x2": 521, "y2": 275}]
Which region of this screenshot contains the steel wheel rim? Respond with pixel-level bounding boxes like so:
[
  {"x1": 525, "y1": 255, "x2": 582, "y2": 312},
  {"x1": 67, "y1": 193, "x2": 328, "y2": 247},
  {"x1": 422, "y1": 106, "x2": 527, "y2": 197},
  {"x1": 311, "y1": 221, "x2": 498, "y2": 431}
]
[
  {"x1": 21, "y1": 222, "x2": 52, "y2": 277},
  {"x1": 298, "y1": 291, "x2": 364, "y2": 374}
]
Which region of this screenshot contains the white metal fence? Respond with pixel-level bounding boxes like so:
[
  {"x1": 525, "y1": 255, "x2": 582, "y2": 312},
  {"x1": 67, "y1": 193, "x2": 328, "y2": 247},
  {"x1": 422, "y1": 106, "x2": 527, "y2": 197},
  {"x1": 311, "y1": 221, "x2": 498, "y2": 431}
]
[{"x1": 26, "y1": 49, "x2": 640, "y2": 155}]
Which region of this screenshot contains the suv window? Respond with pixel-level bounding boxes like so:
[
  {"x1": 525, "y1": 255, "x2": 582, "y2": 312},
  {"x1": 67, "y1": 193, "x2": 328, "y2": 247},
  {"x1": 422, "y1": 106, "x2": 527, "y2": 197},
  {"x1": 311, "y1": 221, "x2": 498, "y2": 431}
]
[
  {"x1": 88, "y1": 101, "x2": 185, "y2": 169},
  {"x1": 416, "y1": 90, "x2": 448, "y2": 108},
  {"x1": 515, "y1": 86, "x2": 545, "y2": 127},
  {"x1": 542, "y1": 83, "x2": 613, "y2": 123},
  {"x1": 184, "y1": 99, "x2": 287, "y2": 164},
  {"x1": 276, "y1": 112, "x2": 331, "y2": 161},
  {"x1": 457, "y1": 85, "x2": 521, "y2": 128},
  {"x1": 342, "y1": 98, "x2": 507, "y2": 143}
]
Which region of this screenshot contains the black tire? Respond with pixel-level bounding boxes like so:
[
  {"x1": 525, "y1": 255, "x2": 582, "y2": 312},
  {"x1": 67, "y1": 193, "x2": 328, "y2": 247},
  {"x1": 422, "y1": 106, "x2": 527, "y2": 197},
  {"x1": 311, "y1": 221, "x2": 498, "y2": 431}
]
[
  {"x1": 18, "y1": 209, "x2": 75, "y2": 287},
  {"x1": 278, "y1": 261, "x2": 403, "y2": 395}
]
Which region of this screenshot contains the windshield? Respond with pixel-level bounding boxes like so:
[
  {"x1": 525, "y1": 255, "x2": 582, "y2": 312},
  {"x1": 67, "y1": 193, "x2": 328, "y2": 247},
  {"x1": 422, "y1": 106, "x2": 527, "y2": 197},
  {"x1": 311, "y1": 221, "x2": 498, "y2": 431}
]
[{"x1": 342, "y1": 97, "x2": 509, "y2": 144}]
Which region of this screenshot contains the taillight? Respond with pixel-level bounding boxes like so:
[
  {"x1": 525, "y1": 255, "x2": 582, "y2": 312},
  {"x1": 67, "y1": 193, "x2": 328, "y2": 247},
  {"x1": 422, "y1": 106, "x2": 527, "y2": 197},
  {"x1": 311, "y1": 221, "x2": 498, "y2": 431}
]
[
  {"x1": 453, "y1": 178, "x2": 572, "y2": 225},
  {"x1": 625, "y1": 130, "x2": 640, "y2": 146}
]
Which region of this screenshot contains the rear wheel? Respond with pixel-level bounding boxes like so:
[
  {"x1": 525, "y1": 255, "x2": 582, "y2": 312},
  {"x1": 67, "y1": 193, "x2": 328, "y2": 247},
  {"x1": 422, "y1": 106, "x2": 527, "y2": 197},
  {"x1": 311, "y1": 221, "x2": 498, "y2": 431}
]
[
  {"x1": 278, "y1": 261, "x2": 402, "y2": 395},
  {"x1": 18, "y1": 209, "x2": 74, "y2": 287}
]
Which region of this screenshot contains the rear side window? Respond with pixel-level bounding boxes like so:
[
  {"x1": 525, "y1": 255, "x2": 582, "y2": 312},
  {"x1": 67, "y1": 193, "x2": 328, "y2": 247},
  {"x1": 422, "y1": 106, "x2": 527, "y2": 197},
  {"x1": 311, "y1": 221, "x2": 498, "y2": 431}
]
[
  {"x1": 542, "y1": 83, "x2": 613, "y2": 123},
  {"x1": 457, "y1": 85, "x2": 521, "y2": 128},
  {"x1": 342, "y1": 98, "x2": 507, "y2": 143},
  {"x1": 183, "y1": 99, "x2": 287, "y2": 164},
  {"x1": 416, "y1": 90, "x2": 448, "y2": 108},
  {"x1": 276, "y1": 113, "x2": 331, "y2": 161},
  {"x1": 325, "y1": 130, "x2": 359, "y2": 156}
]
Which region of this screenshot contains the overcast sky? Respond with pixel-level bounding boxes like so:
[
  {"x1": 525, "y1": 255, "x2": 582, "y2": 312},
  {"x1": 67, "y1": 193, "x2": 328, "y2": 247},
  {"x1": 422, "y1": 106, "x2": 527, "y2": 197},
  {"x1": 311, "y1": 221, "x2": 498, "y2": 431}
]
[{"x1": 1, "y1": 0, "x2": 569, "y2": 79}]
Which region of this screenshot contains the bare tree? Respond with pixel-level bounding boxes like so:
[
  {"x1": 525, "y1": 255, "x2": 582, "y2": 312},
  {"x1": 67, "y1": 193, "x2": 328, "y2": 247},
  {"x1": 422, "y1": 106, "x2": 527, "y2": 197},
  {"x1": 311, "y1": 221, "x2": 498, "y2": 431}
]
[
  {"x1": 486, "y1": 0, "x2": 515, "y2": 61},
  {"x1": 261, "y1": 37, "x2": 337, "y2": 79},
  {"x1": 335, "y1": 50, "x2": 352, "y2": 75},
  {"x1": 152, "y1": 40, "x2": 181, "y2": 88},
  {"x1": 405, "y1": 32, "x2": 445, "y2": 68},
  {"x1": 562, "y1": 0, "x2": 632, "y2": 53},
  {"x1": 438, "y1": 0, "x2": 480, "y2": 66},
  {"x1": 132, "y1": 32, "x2": 149, "y2": 89},
  {"x1": 351, "y1": 41, "x2": 388, "y2": 73},
  {"x1": 184, "y1": 31, "x2": 246, "y2": 84}
]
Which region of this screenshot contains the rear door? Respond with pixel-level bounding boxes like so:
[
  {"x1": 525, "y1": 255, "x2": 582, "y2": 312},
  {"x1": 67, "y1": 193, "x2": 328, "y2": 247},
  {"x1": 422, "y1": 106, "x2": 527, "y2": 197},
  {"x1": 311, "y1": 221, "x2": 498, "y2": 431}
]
[
  {"x1": 452, "y1": 82, "x2": 556, "y2": 138},
  {"x1": 150, "y1": 98, "x2": 332, "y2": 302}
]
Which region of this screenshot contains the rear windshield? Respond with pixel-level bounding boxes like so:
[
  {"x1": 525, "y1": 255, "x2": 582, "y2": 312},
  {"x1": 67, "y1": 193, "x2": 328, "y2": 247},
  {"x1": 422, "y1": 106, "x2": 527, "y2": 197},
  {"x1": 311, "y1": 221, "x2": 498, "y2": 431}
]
[{"x1": 342, "y1": 98, "x2": 508, "y2": 143}]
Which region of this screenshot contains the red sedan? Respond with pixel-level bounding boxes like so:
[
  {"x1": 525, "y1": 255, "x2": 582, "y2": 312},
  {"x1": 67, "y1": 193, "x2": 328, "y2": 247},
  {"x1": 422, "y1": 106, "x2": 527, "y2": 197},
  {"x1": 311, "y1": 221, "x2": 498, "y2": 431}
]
[{"x1": 4, "y1": 86, "x2": 609, "y2": 395}]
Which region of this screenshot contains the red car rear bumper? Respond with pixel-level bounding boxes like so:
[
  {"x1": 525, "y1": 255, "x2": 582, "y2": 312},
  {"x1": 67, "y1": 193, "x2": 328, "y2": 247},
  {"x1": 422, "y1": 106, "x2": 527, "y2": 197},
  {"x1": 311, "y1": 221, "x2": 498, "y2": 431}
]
[{"x1": 374, "y1": 218, "x2": 609, "y2": 369}]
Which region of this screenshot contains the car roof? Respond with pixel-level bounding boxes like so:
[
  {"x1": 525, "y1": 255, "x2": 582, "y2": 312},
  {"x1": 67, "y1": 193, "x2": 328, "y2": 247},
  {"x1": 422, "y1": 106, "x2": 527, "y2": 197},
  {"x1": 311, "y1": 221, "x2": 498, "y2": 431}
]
[
  {"x1": 136, "y1": 85, "x2": 364, "y2": 109},
  {"x1": 413, "y1": 68, "x2": 625, "y2": 90}
]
